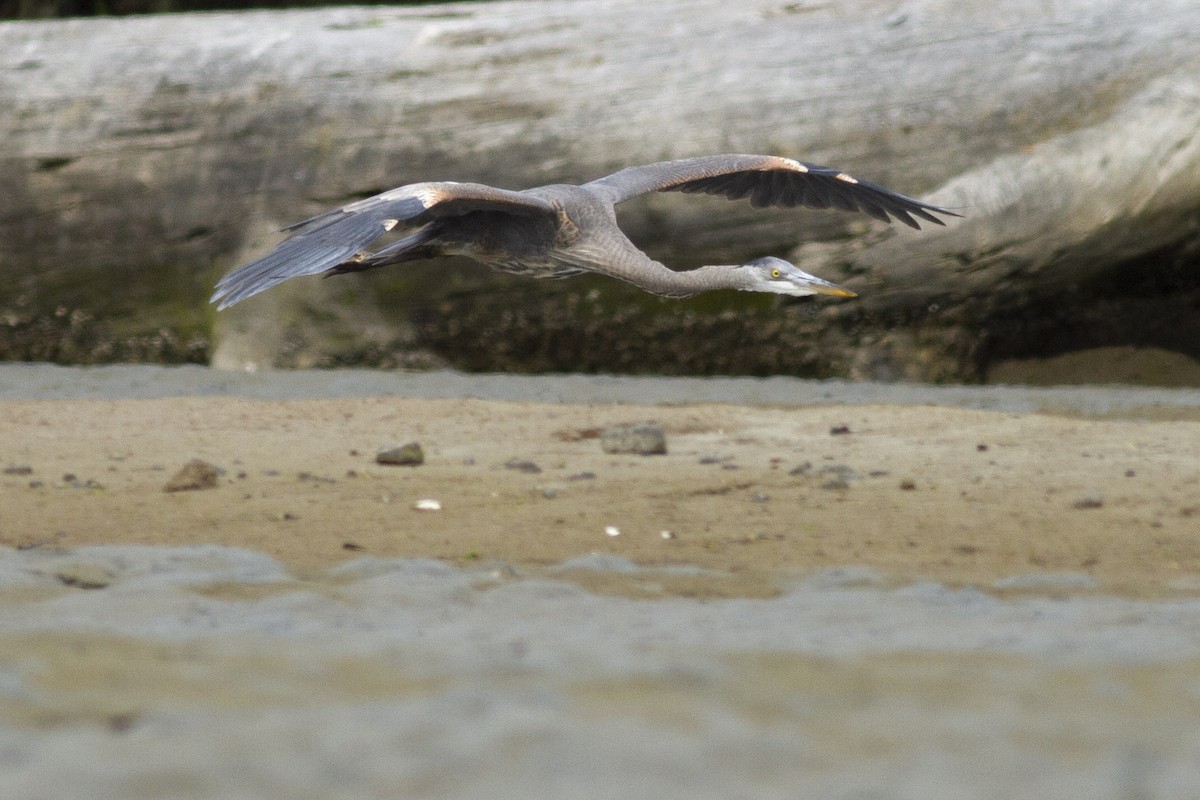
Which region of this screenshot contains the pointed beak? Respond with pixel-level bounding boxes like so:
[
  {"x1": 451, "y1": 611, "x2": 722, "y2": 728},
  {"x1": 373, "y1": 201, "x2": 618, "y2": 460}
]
[{"x1": 807, "y1": 278, "x2": 857, "y2": 298}]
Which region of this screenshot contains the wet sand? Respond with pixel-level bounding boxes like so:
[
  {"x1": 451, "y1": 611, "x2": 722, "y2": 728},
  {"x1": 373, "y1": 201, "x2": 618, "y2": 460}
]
[
  {"x1": 3, "y1": 365, "x2": 1200, "y2": 799},
  {"x1": 2, "y1": 365, "x2": 1199, "y2": 596}
]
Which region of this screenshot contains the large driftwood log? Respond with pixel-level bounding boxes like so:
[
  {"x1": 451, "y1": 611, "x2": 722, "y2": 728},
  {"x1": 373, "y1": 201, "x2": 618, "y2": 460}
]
[{"x1": 2, "y1": 0, "x2": 1198, "y2": 379}]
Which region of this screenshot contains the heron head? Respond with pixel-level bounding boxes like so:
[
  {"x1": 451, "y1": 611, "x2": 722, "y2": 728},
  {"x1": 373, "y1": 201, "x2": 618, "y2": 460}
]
[{"x1": 740, "y1": 257, "x2": 856, "y2": 298}]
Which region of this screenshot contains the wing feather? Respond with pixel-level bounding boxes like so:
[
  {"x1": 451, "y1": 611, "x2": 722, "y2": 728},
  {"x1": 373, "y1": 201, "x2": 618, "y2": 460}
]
[
  {"x1": 212, "y1": 182, "x2": 557, "y2": 309},
  {"x1": 585, "y1": 154, "x2": 957, "y2": 229}
]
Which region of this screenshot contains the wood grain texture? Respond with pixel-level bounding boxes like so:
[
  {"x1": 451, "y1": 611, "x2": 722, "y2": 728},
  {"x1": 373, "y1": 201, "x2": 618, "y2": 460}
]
[{"x1": 2, "y1": 0, "x2": 1198, "y2": 376}]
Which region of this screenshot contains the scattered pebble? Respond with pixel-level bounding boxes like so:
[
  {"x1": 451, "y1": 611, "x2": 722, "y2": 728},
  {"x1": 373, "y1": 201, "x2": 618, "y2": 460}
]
[
  {"x1": 829, "y1": 425, "x2": 852, "y2": 436},
  {"x1": 752, "y1": 492, "x2": 770, "y2": 503},
  {"x1": 899, "y1": 479, "x2": 917, "y2": 491},
  {"x1": 567, "y1": 471, "x2": 596, "y2": 481},
  {"x1": 604, "y1": 525, "x2": 621, "y2": 537},
  {"x1": 54, "y1": 565, "x2": 113, "y2": 590},
  {"x1": 3, "y1": 464, "x2": 32, "y2": 476},
  {"x1": 60, "y1": 474, "x2": 104, "y2": 490},
  {"x1": 818, "y1": 464, "x2": 858, "y2": 491},
  {"x1": 600, "y1": 423, "x2": 667, "y2": 455},
  {"x1": 1073, "y1": 492, "x2": 1104, "y2": 510},
  {"x1": 297, "y1": 471, "x2": 337, "y2": 484},
  {"x1": 414, "y1": 498, "x2": 442, "y2": 511},
  {"x1": 788, "y1": 462, "x2": 812, "y2": 476},
  {"x1": 660, "y1": 530, "x2": 676, "y2": 540},
  {"x1": 1124, "y1": 469, "x2": 1136, "y2": 478},
  {"x1": 540, "y1": 487, "x2": 560, "y2": 499},
  {"x1": 976, "y1": 443, "x2": 989, "y2": 451},
  {"x1": 504, "y1": 458, "x2": 542, "y2": 474},
  {"x1": 376, "y1": 442, "x2": 424, "y2": 466},
  {"x1": 163, "y1": 459, "x2": 222, "y2": 493}
]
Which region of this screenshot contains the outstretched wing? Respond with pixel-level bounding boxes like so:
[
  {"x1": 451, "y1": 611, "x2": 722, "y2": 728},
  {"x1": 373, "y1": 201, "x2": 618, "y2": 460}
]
[
  {"x1": 584, "y1": 154, "x2": 956, "y2": 229},
  {"x1": 211, "y1": 182, "x2": 557, "y2": 309}
]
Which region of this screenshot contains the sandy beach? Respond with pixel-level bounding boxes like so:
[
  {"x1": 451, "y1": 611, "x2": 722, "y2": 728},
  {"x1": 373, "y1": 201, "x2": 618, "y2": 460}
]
[
  {"x1": 3, "y1": 365, "x2": 1200, "y2": 799},
  {"x1": 2, "y1": 366, "x2": 1199, "y2": 597}
]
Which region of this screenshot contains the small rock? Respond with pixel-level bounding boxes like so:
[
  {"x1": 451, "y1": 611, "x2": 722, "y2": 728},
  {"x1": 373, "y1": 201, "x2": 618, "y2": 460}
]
[
  {"x1": 899, "y1": 479, "x2": 917, "y2": 491},
  {"x1": 600, "y1": 423, "x2": 667, "y2": 455},
  {"x1": 61, "y1": 475, "x2": 104, "y2": 490},
  {"x1": 567, "y1": 471, "x2": 596, "y2": 481},
  {"x1": 3, "y1": 464, "x2": 32, "y2": 476},
  {"x1": 163, "y1": 459, "x2": 222, "y2": 492},
  {"x1": 1073, "y1": 492, "x2": 1104, "y2": 510},
  {"x1": 376, "y1": 442, "x2": 424, "y2": 466},
  {"x1": 414, "y1": 498, "x2": 442, "y2": 511},
  {"x1": 604, "y1": 525, "x2": 621, "y2": 537},
  {"x1": 829, "y1": 425, "x2": 852, "y2": 436},
  {"x1": 55, "y1": 565, "x2": 113, "y2": 590},
  {"x1": 504, "y1": 458, "x2": 542, "y2": 474},
  {"x1": 788, "y1": 462, "x2": 812, "y2": 476},
  {"x1": 660, "y1": 530, "x2": 676, "y2": 540},
  {"x1": 818, "y1": 464, "x2": 858, "y2": 491}
]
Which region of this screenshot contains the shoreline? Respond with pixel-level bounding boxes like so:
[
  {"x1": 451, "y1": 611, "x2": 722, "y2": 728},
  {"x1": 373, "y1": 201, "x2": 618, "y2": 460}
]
[{"x1": 3, "y1": 365, "x2": 1199, "y2": 598}]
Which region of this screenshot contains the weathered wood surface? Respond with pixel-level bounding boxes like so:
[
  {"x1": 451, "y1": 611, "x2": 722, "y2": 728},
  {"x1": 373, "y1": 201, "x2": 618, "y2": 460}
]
[{"x1": 2, "y1": 0, "x2": 1198, "y2": 378}]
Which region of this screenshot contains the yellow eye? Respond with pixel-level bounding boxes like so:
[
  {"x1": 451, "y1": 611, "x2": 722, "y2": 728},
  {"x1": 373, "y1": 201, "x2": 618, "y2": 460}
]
[{"x1": 770, "y1": 268, "x2": 781, "y2": 278}]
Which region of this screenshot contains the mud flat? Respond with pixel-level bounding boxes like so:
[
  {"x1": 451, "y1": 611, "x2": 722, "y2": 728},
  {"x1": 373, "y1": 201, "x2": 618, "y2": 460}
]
[{"x1": 2, "y1": 365, "x2": 1199, "y2": 798}]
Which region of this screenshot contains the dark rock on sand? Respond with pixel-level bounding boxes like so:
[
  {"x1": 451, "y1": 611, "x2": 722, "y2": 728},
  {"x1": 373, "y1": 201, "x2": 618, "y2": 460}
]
[
  {"x1": 376, "y1": 442, "x2": 424, "y2": 466},
  {"x1": 163, "y1": 459, "x2": 223, "y2": 492},
  {"x1": 600, "y1": 423, "x2": 667, "y2": 455}
]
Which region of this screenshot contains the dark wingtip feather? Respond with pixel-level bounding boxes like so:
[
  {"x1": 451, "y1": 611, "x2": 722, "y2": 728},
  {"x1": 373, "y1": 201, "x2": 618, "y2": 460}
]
[{"x1": 212, "y1": 212, "x2": 392, "y2": 309}]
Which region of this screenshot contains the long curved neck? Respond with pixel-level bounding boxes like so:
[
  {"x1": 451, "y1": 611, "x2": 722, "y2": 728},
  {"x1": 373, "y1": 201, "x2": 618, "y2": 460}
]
[
  {"x1": 605, "y1": 260, "x2": 751, "y2": 298},
  {"x1": 561, "y1": 219, "x2": 754, "y2": 297}
]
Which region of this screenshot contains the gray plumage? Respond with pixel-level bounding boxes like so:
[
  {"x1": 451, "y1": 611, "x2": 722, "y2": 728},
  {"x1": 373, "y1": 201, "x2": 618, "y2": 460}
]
[{"x1": 212, "y1": 154, "x2": 956, "y2": 310}]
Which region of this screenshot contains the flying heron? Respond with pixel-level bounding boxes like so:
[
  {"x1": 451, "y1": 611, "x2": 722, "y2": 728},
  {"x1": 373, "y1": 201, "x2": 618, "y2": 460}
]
[{"x1": 212, "y1": 154, "x2": 955, "y2": 310}]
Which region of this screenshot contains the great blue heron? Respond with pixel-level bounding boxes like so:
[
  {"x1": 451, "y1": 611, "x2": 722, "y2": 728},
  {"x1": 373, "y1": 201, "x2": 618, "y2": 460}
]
[{"x1": 212, "y1": 154, "x2": 955, "y2": 309}]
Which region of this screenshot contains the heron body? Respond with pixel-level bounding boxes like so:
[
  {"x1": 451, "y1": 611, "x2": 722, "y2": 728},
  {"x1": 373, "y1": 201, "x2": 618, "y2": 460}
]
[{"x1": 212, "y1": 154, "x2": 956, "y2": 310}]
